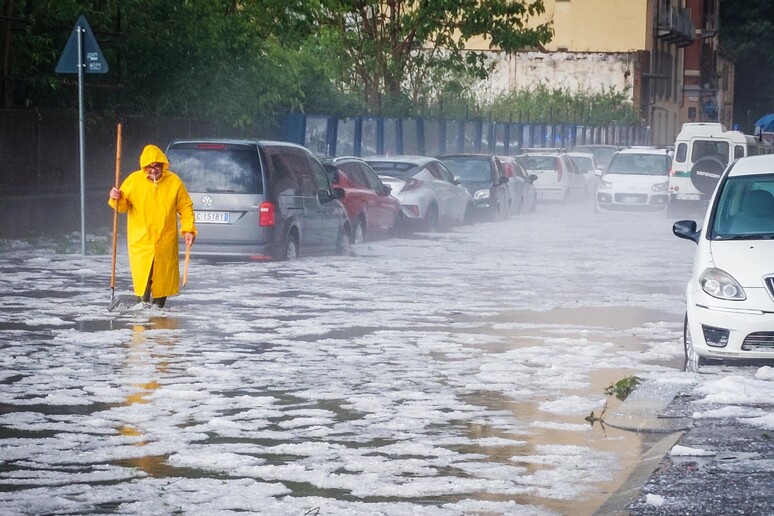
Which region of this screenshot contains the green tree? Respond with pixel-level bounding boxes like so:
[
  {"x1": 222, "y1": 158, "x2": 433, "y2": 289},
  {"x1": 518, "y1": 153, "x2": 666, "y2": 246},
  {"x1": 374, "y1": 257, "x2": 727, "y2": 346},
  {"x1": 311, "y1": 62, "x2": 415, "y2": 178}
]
[
  {"x1": 314, "y1": 0, "x2": 553, "y2": 115},
  {"x1": 719, "y1": 0, "x2": 774, "y2": 129}
]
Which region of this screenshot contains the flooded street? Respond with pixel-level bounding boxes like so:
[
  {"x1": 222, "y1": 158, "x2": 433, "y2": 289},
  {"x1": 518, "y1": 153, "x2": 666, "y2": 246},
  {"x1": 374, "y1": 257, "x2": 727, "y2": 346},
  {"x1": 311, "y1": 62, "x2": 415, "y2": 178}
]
[{"x1": 0, "y1": 201, "x2": 694, "y2": 514}]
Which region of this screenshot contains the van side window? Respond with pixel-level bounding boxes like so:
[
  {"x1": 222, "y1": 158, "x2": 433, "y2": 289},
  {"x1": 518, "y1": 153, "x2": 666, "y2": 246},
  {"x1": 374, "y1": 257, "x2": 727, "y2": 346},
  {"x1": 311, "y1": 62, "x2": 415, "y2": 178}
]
[
  {"x1": 271, "y1": 153, "x2": 304, "y2": 195},
  {"x1": 737, "y1": 145, "x2": 749, "y2": 158},
  {"x1": 308, "y1": 156, "x2": 332, "y2": 194},
  {"x1": 675, "y1": 143, "x2": 687, "y2": 163}
]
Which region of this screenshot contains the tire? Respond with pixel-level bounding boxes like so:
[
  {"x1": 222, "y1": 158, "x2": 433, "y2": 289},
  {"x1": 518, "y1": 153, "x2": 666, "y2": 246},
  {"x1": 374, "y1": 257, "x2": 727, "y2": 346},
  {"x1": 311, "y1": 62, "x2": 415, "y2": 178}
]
[
  {"x1": 281, "y1": 231, "x2": 299, "y2": 261},
  {"x1": 353, "y1": 218, "x2": 366, "y2": 245},
  {"x1": 690, "y1": 155, "x2": 726, "y2": 195},
  {"x1": 683, "y1": 314, "x2": 708, "y2": 373},
  {"x1": 391, "y1": 212, "x2": 408, "y2": 237},
  {"x1": 336, "y1": 225, "x2": 352, "y2": 256},
  {"x1": 424, "y1": 206, "x2": 439, "y2": 232}
]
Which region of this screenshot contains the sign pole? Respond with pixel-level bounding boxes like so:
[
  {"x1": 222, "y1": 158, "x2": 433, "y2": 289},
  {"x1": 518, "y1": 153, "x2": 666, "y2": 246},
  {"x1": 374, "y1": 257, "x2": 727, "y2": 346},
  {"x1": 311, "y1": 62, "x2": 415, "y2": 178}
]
[
  {"x1": 55, "y1": 15, "x2": 108, "y2": 255},
  {"x1": 77, "y1": 24, "x2": 86, "y2": 255}
]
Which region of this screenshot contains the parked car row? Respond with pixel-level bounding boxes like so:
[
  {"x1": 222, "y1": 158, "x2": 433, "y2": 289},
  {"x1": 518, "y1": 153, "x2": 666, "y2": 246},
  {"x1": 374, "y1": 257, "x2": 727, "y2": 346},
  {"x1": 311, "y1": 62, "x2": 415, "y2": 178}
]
[{"x1": 165, "y1": 139, "x2": 547, "y2": 261}]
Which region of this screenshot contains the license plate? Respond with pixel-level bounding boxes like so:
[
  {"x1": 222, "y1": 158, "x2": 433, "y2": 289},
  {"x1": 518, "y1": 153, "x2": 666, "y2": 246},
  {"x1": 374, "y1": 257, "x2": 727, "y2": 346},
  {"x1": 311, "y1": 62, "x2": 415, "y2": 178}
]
[
  {"x1": 195, "y1": 211, "x2": 230, "y2": 224},
  {"x1": 621, "y1": 196, "x2": 640, "y2": 203},
  {"x1": 676, "y1": 193, "x2": 701, "y2": 201}
]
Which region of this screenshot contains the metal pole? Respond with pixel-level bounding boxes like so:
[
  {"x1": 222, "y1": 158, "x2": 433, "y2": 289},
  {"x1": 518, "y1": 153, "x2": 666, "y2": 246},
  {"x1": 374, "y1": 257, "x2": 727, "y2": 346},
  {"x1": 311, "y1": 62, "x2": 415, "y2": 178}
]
[{"x1": 77, "y1": 24, "x2": 86, "y2": 255}]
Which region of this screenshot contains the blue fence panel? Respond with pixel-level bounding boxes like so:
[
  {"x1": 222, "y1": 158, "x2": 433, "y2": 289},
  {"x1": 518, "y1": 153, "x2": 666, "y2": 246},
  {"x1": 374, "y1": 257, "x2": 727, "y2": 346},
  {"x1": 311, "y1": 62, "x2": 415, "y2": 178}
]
[
  {"x1": 383, "y1": 119, "x2": 400, "y2": 155},
  {"x1": 304, "y1": 116, "x2": 329, "y2": 155},
  {"x1": 361, "y1": 118, "x2": 379, "y2": 157},
  {"x1": 402, "y1": 119, "x2": 420, "y2": 155},
  {"x1": 424, "y1": 119, "x2": 442, "y2": 157},
  {"x1": 337, "y1": 118, "x2": 357, "y2": 156},
  {"x1": 463, "y1": 121, "x2": 478, "y2": 153},
  {"x1": 284, "y1": 114, "x2": 649, "y2": 157}
]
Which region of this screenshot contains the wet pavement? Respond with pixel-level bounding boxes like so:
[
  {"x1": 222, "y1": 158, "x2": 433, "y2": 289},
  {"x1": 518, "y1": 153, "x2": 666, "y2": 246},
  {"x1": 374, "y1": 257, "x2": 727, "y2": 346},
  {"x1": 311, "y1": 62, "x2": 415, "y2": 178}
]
[{"x1": 2, "y1": 201, "x2": 772, "y2": 514}]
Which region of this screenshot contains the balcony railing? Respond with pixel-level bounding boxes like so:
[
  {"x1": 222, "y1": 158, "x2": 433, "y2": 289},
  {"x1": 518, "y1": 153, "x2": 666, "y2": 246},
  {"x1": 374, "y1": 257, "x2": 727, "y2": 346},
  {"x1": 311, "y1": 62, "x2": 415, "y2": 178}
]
[{"x1": 657, "y1": 5, "x2": 696, "y2": 47}]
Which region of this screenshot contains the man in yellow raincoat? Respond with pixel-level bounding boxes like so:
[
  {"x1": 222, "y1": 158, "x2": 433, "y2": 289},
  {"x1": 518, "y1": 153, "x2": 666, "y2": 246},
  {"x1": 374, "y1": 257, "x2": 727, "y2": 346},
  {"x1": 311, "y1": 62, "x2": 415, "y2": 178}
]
[{"x1": 108, "y1": 144, "x2": 197, "y2": 308}]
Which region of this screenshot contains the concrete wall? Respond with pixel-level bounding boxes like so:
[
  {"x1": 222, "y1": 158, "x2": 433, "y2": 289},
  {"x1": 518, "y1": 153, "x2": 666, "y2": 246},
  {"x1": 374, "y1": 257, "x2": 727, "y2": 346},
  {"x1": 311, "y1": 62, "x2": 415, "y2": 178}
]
[{"x1": 472, "y1": 51, "x2": 637, "y2": 104}]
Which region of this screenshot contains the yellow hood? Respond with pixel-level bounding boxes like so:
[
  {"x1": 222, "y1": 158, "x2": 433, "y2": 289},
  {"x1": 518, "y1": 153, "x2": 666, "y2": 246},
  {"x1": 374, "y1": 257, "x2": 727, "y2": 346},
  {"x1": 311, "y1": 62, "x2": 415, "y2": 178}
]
[{"x1": 139, "y1": 145, "x2": 169, "y2": 172}]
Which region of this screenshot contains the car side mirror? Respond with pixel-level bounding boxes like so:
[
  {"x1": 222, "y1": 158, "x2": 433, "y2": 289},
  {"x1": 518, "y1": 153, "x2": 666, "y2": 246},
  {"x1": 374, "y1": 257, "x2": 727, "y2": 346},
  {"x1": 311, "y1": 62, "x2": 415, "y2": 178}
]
[
  {"x1": 673, "y1": 219, "x2": 700, "y2": 243},
  {"x1": 381, "y1": 184, "x2": 392, "y2": 196},
  {"x1": 498, "y1": 176, "x2": 509, "y2": 185},
  {"x1": 334, "y1": 187, "x2": 345, "y2": 200},
  {"x1": 529, "y1": 174, "x2": 538, "y2": 183},
  {"x1": 453, "y1": 176, "x2": 462, "y2": 185}
]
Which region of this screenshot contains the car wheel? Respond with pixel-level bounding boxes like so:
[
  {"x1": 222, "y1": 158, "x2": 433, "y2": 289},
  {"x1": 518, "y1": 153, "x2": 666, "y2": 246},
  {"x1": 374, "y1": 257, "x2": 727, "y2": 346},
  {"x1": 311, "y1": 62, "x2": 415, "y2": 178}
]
[
  {"x1": 353, "y1": 218, "x2": 366, "y2": 245},
  {"x1": 424, "y1": 205, "x2": 439, "y2": 232},
  {"x1": 282, "y1": 231, "x2": 299, "y2": 261},
  {"x1": 683, "y1": 314, "x2": 707, "y2": 373},
  {"x1": 337, "y1": 225, "x2": 352, "y2": 256},
  {"x1": 391, "y1": 212, "x2": 408, "y2": 237}
]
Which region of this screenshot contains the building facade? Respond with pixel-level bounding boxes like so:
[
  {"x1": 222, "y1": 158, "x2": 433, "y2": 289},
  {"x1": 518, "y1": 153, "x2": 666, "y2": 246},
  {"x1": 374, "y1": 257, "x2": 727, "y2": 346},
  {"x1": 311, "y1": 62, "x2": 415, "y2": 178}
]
[{"x1": 469, "y1": 0, "x2": 731, "y2": 146}]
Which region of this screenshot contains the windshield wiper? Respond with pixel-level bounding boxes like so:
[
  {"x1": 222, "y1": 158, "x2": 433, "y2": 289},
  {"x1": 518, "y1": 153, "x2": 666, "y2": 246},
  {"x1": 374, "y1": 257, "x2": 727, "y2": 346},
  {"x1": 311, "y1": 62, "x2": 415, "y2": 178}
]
[{"x1": 719, "y1": 234, "x2": 774, "y2": 240}]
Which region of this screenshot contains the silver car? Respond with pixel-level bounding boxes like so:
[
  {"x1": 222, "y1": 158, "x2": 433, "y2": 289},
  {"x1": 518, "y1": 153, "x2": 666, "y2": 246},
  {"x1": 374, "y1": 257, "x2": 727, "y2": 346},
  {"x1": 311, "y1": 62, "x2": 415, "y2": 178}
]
[
  {"x1": 363, "y1": 155, "x2": 474, "y2": 231},
  {"x1": 166, "y1": 139, "x2": 352, "y2": 260}
]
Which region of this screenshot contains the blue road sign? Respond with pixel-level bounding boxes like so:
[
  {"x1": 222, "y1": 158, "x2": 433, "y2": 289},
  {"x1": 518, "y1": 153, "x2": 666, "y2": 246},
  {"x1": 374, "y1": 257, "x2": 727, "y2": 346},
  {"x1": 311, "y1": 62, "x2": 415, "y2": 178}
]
[{"x1": 55, "y1": 15, "x2": 108, "y2": 74}]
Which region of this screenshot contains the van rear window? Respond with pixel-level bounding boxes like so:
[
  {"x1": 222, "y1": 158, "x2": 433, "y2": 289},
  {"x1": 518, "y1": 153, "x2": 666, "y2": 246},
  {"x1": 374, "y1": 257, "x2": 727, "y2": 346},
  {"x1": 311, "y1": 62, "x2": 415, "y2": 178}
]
[
  {"x1": 167, "y1": 146, "x2": 263, "y2": 194},
  {"x1": 692, "y1": 140, "x2": 729, "y2": 165}
]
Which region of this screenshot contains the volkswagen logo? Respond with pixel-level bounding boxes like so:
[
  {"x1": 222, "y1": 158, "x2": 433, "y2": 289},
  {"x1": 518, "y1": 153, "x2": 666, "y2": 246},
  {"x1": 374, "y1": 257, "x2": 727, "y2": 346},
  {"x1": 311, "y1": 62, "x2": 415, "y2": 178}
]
[{"x1": 201, "y1": 195, "x2": 213, "y2": 208}]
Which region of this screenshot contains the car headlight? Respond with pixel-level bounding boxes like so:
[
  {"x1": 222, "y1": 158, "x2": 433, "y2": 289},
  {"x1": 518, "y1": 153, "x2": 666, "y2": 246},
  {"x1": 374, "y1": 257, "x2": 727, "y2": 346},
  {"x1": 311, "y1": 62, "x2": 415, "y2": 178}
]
[
  {"x1": 474, "y1": 189, "x2": 490, "y2": 200},
  {"x1": 598, "y1": 180, "x2": 613, "y2": 190},
  {"x1": 651, "y1": 181, "x2": 669, "y2": 192},
  {"x1": 699, "y1": 268, "x2": 746, "y2": 300}
]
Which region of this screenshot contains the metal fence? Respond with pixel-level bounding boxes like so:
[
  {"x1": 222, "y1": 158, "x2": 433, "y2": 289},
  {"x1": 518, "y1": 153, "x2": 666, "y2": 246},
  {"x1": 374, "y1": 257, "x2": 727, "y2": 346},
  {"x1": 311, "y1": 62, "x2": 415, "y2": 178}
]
[
  {"x1": 282, "y1": 114, "x2": 651, "y2": 158},
  {"x1": 0, "y1": 109, "x2": 649, "y2": 238}
]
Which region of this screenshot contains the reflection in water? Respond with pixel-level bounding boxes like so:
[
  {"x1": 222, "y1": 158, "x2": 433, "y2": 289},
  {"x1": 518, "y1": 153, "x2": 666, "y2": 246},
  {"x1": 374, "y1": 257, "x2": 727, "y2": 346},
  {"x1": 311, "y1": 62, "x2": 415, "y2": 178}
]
[{"x1": 116, "y1": 317, "x2": 180, "y2": 476}]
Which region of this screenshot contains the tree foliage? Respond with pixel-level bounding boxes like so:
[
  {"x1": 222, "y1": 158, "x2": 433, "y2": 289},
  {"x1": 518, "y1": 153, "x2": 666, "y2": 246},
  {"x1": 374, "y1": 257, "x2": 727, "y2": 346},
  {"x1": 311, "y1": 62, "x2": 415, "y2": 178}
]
[
  {"x1": 1, "y1": 0, "x2": 553, "y2": 125},
  {"x1": 719, "y1": 0, "x2": 774, "y2": 129},
  {"x1": 313, "y1": 0, "x2": 553, "y2": 115}
]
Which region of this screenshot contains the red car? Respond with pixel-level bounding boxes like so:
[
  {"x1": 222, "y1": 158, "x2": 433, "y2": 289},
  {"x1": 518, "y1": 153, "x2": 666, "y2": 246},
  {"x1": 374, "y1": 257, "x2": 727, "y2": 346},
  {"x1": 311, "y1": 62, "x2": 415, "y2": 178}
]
[{"x1": 321, "y1": 156, "x2": 405, "y2": 243}]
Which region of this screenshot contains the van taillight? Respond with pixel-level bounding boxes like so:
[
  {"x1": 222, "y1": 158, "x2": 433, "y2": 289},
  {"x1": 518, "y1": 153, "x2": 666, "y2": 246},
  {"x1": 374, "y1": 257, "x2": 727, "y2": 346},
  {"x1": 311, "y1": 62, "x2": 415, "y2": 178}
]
[
  {"x1": 259, "y1": 201, "x2": 275, "y2": 226},
  {"x1": 555, "y1": 158, "x2": 562, "y2": 182},
  {"x1": 196, "y1": 143, "x2": 227, "y2": 149}
]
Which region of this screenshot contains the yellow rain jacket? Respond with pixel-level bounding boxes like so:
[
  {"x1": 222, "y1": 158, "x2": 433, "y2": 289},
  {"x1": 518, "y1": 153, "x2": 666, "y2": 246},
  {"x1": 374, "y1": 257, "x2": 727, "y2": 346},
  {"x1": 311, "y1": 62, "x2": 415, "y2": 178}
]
[{"x1": 109, "y1": 145, "x2": 197, "y2": 298}]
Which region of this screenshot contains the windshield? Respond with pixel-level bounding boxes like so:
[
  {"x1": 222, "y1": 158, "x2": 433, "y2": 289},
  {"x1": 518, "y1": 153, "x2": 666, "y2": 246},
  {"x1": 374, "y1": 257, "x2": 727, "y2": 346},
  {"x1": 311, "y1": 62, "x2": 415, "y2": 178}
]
[
  {"x1": 711, "y1": 174, "x2": 774, "y2": 239},
  {"x1": 606, "y1": 153, "x2": 669, "y2": 176},
  {"x1": 366, "y1": 161, "x2": 420, "y2": 179},
  {"x1": 519, "y1": 156, "x2": 558, "y2": 171},
  {"x1": 441, "y1": 158, "x2": 492, "y2": 181},
  {"x1": 570, "y1": 156, "x2": 594, "y2": 172},
  {"x1": 167, "y1": 145, "x2": 263, "y2": 194},
  {"x1": 574, "y1": 146, "x2": 617, "y2": 167}
]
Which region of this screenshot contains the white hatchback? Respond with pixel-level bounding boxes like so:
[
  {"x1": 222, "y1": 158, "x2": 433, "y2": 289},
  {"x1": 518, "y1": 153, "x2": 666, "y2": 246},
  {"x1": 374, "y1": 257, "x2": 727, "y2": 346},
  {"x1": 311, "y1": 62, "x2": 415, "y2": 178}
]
[
  {"x1": 595, "y1": 148, "x2": 671, "y2": 211},
  {"x1": 673, "y1": 154, "x2": 774, "y2": 371}
]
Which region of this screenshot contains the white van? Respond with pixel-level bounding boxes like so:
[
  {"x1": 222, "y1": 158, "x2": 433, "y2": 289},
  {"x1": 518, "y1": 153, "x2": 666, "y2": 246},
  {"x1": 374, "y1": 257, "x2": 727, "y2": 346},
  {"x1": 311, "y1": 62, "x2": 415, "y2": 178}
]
[{"x1": 668, "y1": 122, "x2": 773, "y2": 216}]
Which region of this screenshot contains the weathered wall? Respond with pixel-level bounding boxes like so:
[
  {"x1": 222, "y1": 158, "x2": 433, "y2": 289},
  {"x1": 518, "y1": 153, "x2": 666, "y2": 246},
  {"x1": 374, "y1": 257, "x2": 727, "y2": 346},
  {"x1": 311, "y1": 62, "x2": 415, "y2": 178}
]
[{"x1": 473, "y1": 51, "x2": 637, "y2": 104}]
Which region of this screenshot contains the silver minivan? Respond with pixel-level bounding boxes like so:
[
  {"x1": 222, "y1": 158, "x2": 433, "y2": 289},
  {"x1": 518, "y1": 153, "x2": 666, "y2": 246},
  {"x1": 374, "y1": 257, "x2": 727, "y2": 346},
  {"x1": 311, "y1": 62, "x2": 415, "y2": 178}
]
[{"x1": 166, "y1": 139, "x2": 351, "y2": 260}]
